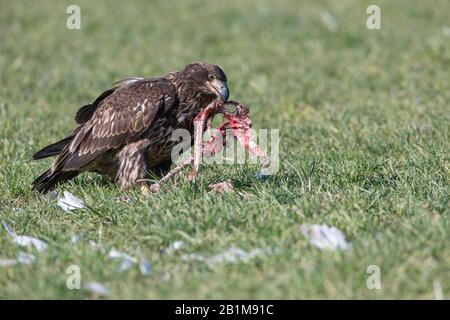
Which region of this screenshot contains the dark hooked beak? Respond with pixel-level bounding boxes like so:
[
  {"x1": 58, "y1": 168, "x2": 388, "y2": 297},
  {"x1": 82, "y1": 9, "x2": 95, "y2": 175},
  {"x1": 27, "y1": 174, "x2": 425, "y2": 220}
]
[{"x1": 209, "y1": 79, "x2": 229, "y2": 102}]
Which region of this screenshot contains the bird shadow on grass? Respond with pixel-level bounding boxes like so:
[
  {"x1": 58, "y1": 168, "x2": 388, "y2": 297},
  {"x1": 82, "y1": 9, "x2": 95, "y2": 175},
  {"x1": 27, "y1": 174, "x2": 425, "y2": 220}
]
[
  {"x1": 55, "y1": 175, "x2": 118, "y2": 197},
  {"x1": 53, "y1": 167, "x2": 307, "y2": 204}
]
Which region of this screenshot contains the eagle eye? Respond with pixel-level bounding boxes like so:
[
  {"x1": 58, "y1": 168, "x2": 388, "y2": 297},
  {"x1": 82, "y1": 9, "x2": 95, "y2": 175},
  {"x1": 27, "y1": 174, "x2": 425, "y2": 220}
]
[{"x1": 208, "y1": 74, "x2": 214, "y2": 81}]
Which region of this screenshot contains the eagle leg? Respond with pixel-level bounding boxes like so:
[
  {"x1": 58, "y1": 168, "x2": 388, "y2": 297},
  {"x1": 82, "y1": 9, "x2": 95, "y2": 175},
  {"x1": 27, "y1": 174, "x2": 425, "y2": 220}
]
[
  {"x1": 116, "y1": 140, "x2": 151, "y2": 192},
  {"x1": 149, "y1": 157, "x2": 193, "y2": 192},
  {"x1": 140, "y1": 184, "x2": 151, "y2": 195}
]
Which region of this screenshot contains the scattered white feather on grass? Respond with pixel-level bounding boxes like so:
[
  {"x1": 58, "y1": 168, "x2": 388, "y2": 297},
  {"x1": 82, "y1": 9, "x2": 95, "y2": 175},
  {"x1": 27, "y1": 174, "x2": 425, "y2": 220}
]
[
  {"x1": 84, "y1": 282, "x2": 109, "y2": 296},
  {"x1": 170, "y1": 240, "x2": 184, "y2": 250},
  {"x1": 0, "y1": 252, "x2": 35, "y2": 267},
  {"x1": 301, "y1": 224, "x2": 350, "y2": 251},
  {"x1": 139, "y1": 254, "x2": 152, "y2": 276},
  {"x1": 320, "y1": 11, "x2": 338, "y2": 32},
  {"x1": 70, "y1": 234, "x2": 83, "y2": 244},
  {"x1": 17, "y1": 252, "x2": 36, "y2": 264},
  {"x1": 165, "y1": 240, "x2": 185, "y2": 254},
  {"x1": 89, "y1": 240, "x2": 102, "y2": 249},
  {"x1": 47, "y1": 191, "x2": 58, "y2": 198},
  {"x1": 108, "y1": 249, "x2": 136, "y2": 272},
  {"x1": 0, "y1": 258, "x2": 17, "y2": 267},
  {"x1": 2, "y1": 221, "x2": 48, "y2": 252},
  {"x1": 433, "y1": 280, "x2": 443, "y2": 300},
  {"x1": 182, "y1": 246, "x2": 272, "y2": 267},
  {"x1": 442, "y1": 26, "x2": 450, "y2": 37},
  {"x1": 57, "y1": 191, "x2": 85, "y2": 212},
  {"x1": 108, "y1": 249, "x2": 152, "y2": 275}
]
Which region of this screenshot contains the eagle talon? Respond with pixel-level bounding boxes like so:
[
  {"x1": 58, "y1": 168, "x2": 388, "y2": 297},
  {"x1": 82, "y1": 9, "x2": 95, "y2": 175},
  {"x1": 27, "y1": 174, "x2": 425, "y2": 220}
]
[
  {"x1": 140, "y1": 184, "x2": 151, "y2": 196},
  {"x1": 188, "y1": 171, "x2": 197, "y2": 183}
]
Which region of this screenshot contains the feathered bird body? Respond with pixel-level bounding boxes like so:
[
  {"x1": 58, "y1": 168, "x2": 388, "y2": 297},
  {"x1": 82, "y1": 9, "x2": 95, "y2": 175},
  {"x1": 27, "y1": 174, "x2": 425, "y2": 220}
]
[{"x1": 32, "y1": 63, "x2": 229, "y2": 193}]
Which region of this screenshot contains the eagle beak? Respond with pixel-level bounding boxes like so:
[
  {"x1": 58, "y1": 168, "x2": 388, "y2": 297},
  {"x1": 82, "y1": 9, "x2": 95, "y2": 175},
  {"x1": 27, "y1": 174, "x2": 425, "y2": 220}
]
[{"x1": 209, "y1": 79, "x2": 229, "y2": 102}]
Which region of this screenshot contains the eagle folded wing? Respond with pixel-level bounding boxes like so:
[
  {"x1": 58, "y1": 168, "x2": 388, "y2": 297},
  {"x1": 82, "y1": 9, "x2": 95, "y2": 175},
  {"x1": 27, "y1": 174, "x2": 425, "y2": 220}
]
[
  {"x1": 74, "y1": 88, "x2": 116, "y2": 124},
  {"x1": 75, "y1": 77, "x2": 144, "y2": 124},
  {"x1": 54, "y1": 79, "x2": 177, "y2": 171}
]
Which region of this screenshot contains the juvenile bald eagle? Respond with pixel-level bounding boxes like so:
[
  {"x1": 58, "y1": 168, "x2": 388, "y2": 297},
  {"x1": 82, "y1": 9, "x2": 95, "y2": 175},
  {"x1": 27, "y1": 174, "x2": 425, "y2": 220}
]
[{"x1": 32, "y1": 62, "x2": 229, "y2": 193}]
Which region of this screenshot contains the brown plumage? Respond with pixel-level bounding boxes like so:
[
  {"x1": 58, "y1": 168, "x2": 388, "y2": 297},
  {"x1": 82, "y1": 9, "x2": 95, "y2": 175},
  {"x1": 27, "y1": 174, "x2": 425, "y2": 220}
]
[{"x1": 32, "y1": 62, "x2": 229, "y2": 193}]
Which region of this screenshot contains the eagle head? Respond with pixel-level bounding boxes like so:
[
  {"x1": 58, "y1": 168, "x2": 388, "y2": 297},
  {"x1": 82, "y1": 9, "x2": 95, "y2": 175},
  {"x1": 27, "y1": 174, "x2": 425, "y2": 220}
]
[{"x1": 178, "y1": 62, "x2": 229, "y2": 102}]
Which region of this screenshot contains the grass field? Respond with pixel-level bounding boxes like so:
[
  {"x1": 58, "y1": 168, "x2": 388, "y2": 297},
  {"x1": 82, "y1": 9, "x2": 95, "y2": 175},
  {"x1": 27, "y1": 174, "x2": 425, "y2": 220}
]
[{"x1": 0, "y1": 0, "x2": 449, "y2": 299}]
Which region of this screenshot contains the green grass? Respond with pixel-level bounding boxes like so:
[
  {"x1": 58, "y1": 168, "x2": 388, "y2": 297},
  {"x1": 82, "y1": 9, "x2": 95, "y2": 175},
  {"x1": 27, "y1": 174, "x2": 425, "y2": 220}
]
[{"x1": 0, "y1": 0, "x2": 449, "y2": 299}]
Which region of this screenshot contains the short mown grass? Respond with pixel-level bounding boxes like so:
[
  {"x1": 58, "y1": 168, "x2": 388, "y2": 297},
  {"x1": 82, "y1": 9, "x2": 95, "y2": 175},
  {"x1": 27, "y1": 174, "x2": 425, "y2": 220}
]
[{"x1": 0, "y1": 0, "x2": 448, "y2": 299}]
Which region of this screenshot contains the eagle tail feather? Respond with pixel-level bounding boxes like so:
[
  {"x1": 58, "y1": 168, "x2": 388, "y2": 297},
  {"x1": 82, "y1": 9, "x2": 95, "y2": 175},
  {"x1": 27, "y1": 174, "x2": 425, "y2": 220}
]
[
  {"x1": 32, "y1": 169, "x2": 79, "y2": 193},
  {"x1": 33, "y1": 136, "x2": 72, "y2": 160}
]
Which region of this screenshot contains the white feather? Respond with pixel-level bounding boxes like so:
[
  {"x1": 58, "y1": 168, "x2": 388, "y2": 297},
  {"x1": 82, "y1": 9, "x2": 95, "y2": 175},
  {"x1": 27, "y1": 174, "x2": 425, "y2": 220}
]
[
  {"x1": 57, "y1": 191, "x2": 85, "y2": 212},
  {"x1": 301, "y1": 224, "x2": 350, "y2": 251},
  {"x1": 2, "y1": 221, "x2": 48, "y2": 252}
]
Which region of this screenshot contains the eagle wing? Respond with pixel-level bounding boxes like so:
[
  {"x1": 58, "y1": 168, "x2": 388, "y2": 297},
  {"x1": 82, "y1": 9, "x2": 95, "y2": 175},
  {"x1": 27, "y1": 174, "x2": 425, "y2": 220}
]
[
  {"x1": 32, "y1": 77, "x2": 146, "y2": 160},
  {"x1": 75, "y1": 77, "x2": 144, "y2": 124},
  {"x1": 54, "y1": 78, "x2": 177, "y2": 171}
]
